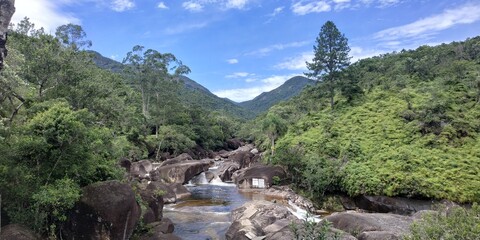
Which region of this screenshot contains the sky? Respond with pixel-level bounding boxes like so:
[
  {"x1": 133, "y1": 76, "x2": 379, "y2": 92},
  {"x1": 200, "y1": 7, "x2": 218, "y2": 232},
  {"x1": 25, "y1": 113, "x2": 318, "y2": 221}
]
[{"x1": 12, "y1": 0, "x2": 480, "y2": 102}]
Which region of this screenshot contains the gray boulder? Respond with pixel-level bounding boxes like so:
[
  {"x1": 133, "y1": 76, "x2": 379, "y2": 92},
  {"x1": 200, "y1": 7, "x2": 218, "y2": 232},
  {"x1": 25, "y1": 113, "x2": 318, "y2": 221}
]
[
  {"x1": 233, "y1": 164, "x2": 286, "y2": 189},
  {"x1": 63, "y1": 180, "x2": 141, "y2": 240},
  {"x1": 153, "y1": 159, "x2": 213, "y2": 184},
  {"x1": 325, "y1": 212, "x2": 413, "y2": 239},
  {"x1": 354, "y1": 195, "x2": 436, "y2": 215},
  {"x1": 0, "y1": 224, "x2": 38, "y2": 240}
]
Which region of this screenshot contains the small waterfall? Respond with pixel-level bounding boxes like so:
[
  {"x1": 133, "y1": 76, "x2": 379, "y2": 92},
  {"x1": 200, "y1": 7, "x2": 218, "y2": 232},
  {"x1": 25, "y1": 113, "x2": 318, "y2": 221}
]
[
  {"x1": 210, "y1": 176, "x2": 236, "y2": 187},
  {"x1": 190, "y1": 172, "x2": 209, "y2": 185},
  {"x1": 287, "y1": 200, "x2": 322, "y2": 223}
]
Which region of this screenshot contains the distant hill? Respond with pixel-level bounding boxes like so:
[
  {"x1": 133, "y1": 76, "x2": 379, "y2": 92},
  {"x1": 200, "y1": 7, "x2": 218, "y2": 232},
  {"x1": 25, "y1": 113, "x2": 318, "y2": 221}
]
[
  {"x1": 88, "y1": 51, "x2": 254, "y2": 119},
  {"x1": 87, "y1": 50, "x2": 124, "y2": 73},
  {"x1": 176, "y1": 76, "x2": 255, "y2": 119},
  {"x1": 239, "y1": 76, "x2": 316, "y2": 115}
]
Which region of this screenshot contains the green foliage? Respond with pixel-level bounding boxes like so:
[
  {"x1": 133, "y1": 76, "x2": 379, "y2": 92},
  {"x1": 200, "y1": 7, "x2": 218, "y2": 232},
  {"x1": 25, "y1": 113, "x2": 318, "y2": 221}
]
[
  {"x1": 290, "y1": 215, "x2": 340, "y2": 240},
  {"x1": 404, "y1": 203, "x2": 480, "y2": 240},
  {"x1": 247, "y1": 36, "x2": 480, "y2": 202}
]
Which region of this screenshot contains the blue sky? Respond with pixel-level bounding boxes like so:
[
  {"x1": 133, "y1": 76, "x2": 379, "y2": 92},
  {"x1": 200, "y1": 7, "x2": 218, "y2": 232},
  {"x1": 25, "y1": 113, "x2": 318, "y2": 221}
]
[{"x1": 12, "y1": 0, "x2": 480, "y2": 102}]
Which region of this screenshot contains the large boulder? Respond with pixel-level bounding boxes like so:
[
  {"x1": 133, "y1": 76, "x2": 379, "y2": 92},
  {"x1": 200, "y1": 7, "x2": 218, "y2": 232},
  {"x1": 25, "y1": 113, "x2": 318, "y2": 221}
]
[
  {"x1": 325, "y1": 212, "x2": 413, "y2": 239},
  {"x1": 63, "y1": 180, "x2": 141, "y2": 240},
  {"x1": 159, "y1": 153, "x2": 193, "y2": 167},
  {"x1": 130, "y1": 160, "x2": 154, "y2": 179},
  {"x1": 226, "y1": 200, "x2": 296, "y2": 240},
  {"x1": 0, "y1": 224, "x2": 38, "y2": 240},
  {"x1": 233, "y1": 164, "x2": 286, "y2": 189},
  {"x1": 225, "y1": 138, "x2": 244, "y2": 150},
  {"x1": 153, "y1": 159, "x2": 213, "y2": 184},
  {"x1": 228, "y1": 150, "x2": 254, "y2": 169},
  {"x1": 138, "y1": 184, "x2": 165, "y2": 224},
  {"x1": 218, "y1": 161, "x2": 240, "y2": 182},
  {"x1": 354, "y1": 195, "x2": 436, "y2": 215},
  {"x1": 146, "y1": 181, "x2": 191, "y2": 204}
]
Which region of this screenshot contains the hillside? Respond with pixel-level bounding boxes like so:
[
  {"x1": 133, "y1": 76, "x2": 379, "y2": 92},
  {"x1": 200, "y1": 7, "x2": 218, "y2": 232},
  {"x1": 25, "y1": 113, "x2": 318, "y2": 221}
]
[
  {"x1": 88, "y1": 51, "x2": 255, "y2": 119},
  {"x1": 239, "y1": 76, "x2": 316, "y2": 115},
  {"x1": 243, "y1": 37, "x2": 480, "y2": 203}
]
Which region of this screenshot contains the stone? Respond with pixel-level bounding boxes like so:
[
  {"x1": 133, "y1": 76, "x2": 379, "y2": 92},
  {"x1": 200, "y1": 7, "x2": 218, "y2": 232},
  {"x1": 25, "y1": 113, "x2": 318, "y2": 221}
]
[
  {"x1": 233, "y1": 164, "x2": 286, "y2": 189},
  {"x1": 159, "y1": 153, "x2": 193, "y2": 167},
  {"x1": 218, "y1": 161, "x2": 241, "y2": 182},
  {"x1": 325, "y1": 212, "x2": 413, "y2": 239},
  {"x1": 130, "y1": 160, "x2": 154, "y2": 179},
  {"x1": 354, "y1": 195, "x2": 436, "y2": 215},
  {"x1": 226, "y1": 200, "x2": 296, "y2": 240},
  {"x1": 63, "y1": 180, "x2": 141, "y2": 240},
  {"x1": 0, "y1": 224, "x2": 38, "y2": 240},
  {"x1": 0, "y1": 0, "x2": 15, "y2": 70},
  {"x1": 153, "y1": 159, "x2": 213, "y2": 184}
]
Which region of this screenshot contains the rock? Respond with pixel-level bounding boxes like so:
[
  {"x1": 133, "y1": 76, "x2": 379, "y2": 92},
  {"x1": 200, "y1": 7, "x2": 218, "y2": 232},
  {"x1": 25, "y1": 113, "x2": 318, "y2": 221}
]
[
  {"x1": 357, "y1": 231, "x2": 399, "y2": 240},
  {"x1": 218, "y1": 161, "x2": 241, "y2": 182},
  {"x1": 146, "y1": 181, "x2": 191, "y2": 204},
  {"x1": 233, "y1": 164, "x2": 286, "y2": 189},
  {"x1": 340, "y1": 195, "x2": 357, "y2": 210},
  {"x1": 228, "y1": 150, "x2": 254, "y2": 168},
  {"x1": 63, "y1": 180, "x2": 141, "y2": 240},
  {"x1": 139, "y1": 183, "x2": 165, "y2": 223},
  {"x1": 226, "y1": 200, "x2": 296, "y2": 240},
  {"x1": 250, "y1": 148, "x2": 259, "y2": 154},
  {"x1": 226, "y1": 138, "x2": 244, "y2": 150},
  {"x1": 204, "y1": 170, "x2": 215, "y2": 182},
  {"x1": 354, "y1": 195, "x2": 435, "y2": 215},
  {"x1": 153, "y1": 159, "x2": 213, "y2": 184},
  {"x1": 131, "y1": 160, "x2": 154, "y2": 179},
  {"x1": 150, "y1": 218, "x2": 175, "y2": 234},
  {"x1": 325, "y1": 212, "x2": 413, "y2": 239},
  {"x1": 0, "y1": 0, "x2": 15, "y2": 70},
  {"x1": 138, "y1": 233, "x2": 182, "y2": 240},
  {"x1": 0, "y1": 224, "x2": 38, "y2": 240},
  {"x1": 159, "y1": 153, "x2": 193, "y2": 167}
]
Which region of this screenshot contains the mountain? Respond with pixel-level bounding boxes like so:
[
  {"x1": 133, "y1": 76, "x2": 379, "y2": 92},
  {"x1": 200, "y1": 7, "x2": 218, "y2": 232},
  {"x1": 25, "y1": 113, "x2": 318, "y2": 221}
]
[
  {"x1": 239, "y1": 76, "x2": 316, "y2": 115},
  {"x1": 88, "y1": 51, "x2": 254, "y2": 119},
  {"x1": 87, "y1": 50, "x2": 124, "y2": 73},
  {"x1": 245, "y1": 36, "x2": 480, "y2": 203},
  {"x1": 176, "y1": 75, "x2": 255, "y2": 119}
]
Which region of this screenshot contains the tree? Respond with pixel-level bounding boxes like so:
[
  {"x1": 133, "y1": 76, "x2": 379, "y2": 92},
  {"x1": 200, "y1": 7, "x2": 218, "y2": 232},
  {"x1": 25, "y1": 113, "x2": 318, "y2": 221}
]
[
  {"x1": 55, "y1": 24, "x2": 92, "y2": 50},
  {"x1": 306, "y1": 21, "x2": 351, "y2": 108},
  {"x1": 261, "y1": 112, "x2": 287, "y2": 160}
]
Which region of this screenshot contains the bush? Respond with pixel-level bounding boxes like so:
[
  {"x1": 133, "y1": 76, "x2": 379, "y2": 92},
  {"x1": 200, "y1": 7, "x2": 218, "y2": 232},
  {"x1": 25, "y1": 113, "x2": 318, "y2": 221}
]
[{"x1": 403, "y1": 203, "x2": 480, "y2": 240}]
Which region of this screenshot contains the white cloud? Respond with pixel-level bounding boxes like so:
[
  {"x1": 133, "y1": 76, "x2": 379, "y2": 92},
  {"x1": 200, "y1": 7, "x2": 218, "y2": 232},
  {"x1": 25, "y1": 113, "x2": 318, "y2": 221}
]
[
  {"x1": 164, "y1": 22, "x2": 209, "y2": 34},
  {"x1": 214, "y1": 74, "x2": 298, "y2": 102},
  {"x1": 350, "y1": 46, "x2": 386, "y2": 62},
  {"x1": 375, "y1": 2, "x2": 480, "y2": 41},
  {"x1": 247, "y1": 41, "x2": 310, "y2": 56},
  {"x1": 225, "y1": 72, "x2": 253, "y2": 78},
  {"x1": 291, "y1": 1, "x2": 331, "y2": 15},
  {"x1": 111, "y1": 0, "x2": 135, "y2": 12},
  {"x1": 225, "y1": 0, "x2": 249, "y2": 10},
  {"x1": 181, "y1": 0, "x2": 253, "y2": 12},
  {"x1": 275, "y1": 52, "x2": 313, "y2": 71},
  {"x1": 12, "y1": 0, "x2": 80, "y2": 33},
  {"x1": 227, "y1": 58, "x2": 239, "y2": 64},
  {"x1": 157, "y1": 2, "x2": 168, "y2": 9},
  {"x1": 270, "y1": 6, "x2": 284, "y2": 16},
  {"x1": 182, "y1": 1, "x2": 204, "y2": 12}
]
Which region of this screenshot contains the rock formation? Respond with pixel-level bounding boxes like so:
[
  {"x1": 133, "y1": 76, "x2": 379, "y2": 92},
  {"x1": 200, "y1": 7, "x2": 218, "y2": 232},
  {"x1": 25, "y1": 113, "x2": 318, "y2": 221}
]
[{"x1": 0, "y1": 0, "x2": 15, "y2": 70}]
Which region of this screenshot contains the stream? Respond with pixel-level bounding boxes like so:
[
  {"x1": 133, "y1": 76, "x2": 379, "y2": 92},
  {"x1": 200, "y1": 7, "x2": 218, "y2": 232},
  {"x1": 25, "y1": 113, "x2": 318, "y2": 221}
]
[{"x1": 163, "y1": 165, "x2": 319, "y2": 240}]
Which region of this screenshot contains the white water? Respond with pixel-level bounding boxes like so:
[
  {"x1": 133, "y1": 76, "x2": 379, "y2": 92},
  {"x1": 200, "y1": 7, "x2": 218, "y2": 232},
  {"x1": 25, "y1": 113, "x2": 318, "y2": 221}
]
[{"x1": 287, "y1": 200, "x2": 322, "y2": 223}]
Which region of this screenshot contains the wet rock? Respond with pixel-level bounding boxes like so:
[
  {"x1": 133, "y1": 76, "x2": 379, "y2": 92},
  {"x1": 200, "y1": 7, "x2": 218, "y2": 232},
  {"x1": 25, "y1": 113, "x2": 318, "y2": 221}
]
[
  {"x1": 325, "y1": 212, "x2": 413, "y2": 239},
  {"x1": 149, "y1": 218, "x2": 175, "y2": 234},
  {"x1": 154, "y1": 159, "x2": 213, "y2": 184},
  {"x1": 63, "y1": 180, "x2": 141, "y2": 240},
  {"x1": 354, "y1": 195, "x2": 436, "y2": 215},
  {"x1": 205, "y1": 170, "x2": 215, "y2": 182},
  {"x1": 0, "y1": 224, "x2": 38, "y2": 240}
]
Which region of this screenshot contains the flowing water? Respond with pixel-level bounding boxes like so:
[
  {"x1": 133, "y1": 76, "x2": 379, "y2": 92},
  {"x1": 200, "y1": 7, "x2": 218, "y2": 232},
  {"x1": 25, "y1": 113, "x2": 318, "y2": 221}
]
[{"x1": 163, "y1": 165, "x2": 320, "y2": 239}]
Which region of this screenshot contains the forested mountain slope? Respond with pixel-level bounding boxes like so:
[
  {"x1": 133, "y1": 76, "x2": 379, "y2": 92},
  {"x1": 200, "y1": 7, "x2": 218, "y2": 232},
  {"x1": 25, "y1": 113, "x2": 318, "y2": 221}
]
[
  {"x1": 90, "y1": 51, "x2": 254, "y2": 119},
  {"x1": 243, "y1": 37, "x2": 480, "y2": 203},
  {"x1": 239, "y1": 76, "x2": 316, "y2": 115}
]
